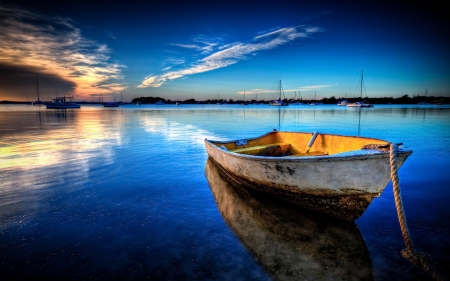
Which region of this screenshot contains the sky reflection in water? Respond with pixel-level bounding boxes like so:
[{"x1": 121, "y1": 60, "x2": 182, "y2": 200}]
[{"x1": 0, "y1": 104, "x2": 449, "y2": 280}]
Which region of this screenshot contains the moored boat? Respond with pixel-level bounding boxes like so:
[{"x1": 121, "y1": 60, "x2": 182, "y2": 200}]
[
  {"x1": 269, "y1": 80, "x2": 289, "y2": 106},
  {"x1": 337, "y1": 99, "x2": 350, "y2": 106},
  {"x1": 204, "y1": 131, "x2": 412, "y2": 221},
  {"x1": 347, "y1": 101, "x2": 373, "y2": 107},
  {"x1": 103, "y1": 102, "x2": 120, "y2": 107},
  {"x1": 347, "y1": 70, "x2": 373, "y2": 108},
  {"x1": 418, "y1": 89, "x2": 430, "y2": 105},
  {"x1": 309, "y1": 91, "x2": 322, "y2": 105},
  {"x1": 45, "y1": 96, "x2": 80, "y2": 109},
  {"x1": 33, "y1": 77, "x2": 44, "y2": 105}
]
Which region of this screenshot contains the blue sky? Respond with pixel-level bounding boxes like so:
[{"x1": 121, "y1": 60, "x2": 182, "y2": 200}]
[{"x1": 0, "y1": 0, "x2": 448, "y2": 102}]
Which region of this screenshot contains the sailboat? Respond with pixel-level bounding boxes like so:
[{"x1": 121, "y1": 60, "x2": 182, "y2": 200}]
[
  {"x1": 347, "y1": 70, "x2": 373, "y2": 107},
  {"x1": 269, "y1": 80, "x2": 288, "y2": 106},
  {"x1": 310, "y1": 91, "x2": 322, "y2": 105},
  {"x1": 241, "y1": 91, "x2": 249, "y2": 105},
  {"x1": 292, "y1": 91, "x2": 303, "y2": 105},
  {"x1": 26, "y1": 95, "x2": 32, "y2": 105},
  {"x1": 216, "y1": 94, "x2": 222, "y2": 105},
  {"x1": 418, "y1": 89, "x2": 430, "y2": 105},
  {"x1": 33, "y1": 77, "x2": 44, "y2": 105},
  {"x1": 337, "y1": 94, "x2": 350, "y2": 106},
  {"x1": 103, "y1": 93, "x2": 121, "y2": 107}
]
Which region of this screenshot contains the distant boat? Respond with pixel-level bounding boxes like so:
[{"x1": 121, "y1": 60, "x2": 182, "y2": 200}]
[
  {"x1": 269, "y1": 80, "x2": 288, "y2": 106},
  {"x1": 103, "y1": 102, "x2": 120, "y2": 107},
  {"x1": 204, "y1": 131, "x2": 412, "y2": 221},
  {"x1": 136, "y1": 101, "x2": 142, "y2": 105},
  {"x1": 347, "y1": 101, "x2": 373, "y2": 108},
  {"x1": 292, "y1": 91, "x2": 303, "y2": 105},
  {"x1": 241, "y1": 91, "x2": 249, "y2": 105},
  {"x1": 45, "y1": 96, "x2": 80, "y2": 109},
  {"x1": 176, "y1": 101, "x2": 181, "y2": 105},
  {"x1": 418, "y1": 89, "x2": 430, "y2": 105},
  {"x1": 155, "y1": 100, "x2": 165, "y2": 105},
  {"x1": 216, "y1": 93, "x2": 222, "y2": 105},
  {"x1": 337, "y1": 100, "x2": 350, "y2": 106},
  {"x1": 310, "y1": 91, "x2": 322, "y2": 105},
  {"x1": 347, "y1": 70, "x2": 373, "y2": 108},
  {"x1": 33, "y1": 77, "x2": 44, "y2": 105}
]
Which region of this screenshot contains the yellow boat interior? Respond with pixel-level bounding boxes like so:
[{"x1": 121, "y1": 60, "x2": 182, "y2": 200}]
[{"x1": 212, "y1": 131, "x2": 388, "y2": 157}]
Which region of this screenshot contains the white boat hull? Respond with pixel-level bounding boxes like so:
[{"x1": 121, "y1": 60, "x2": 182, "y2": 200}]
[{"x1": 204, "y1": 131, "x2": 412, "y2": 220}]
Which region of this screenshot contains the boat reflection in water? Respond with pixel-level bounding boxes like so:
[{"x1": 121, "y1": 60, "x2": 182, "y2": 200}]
[{"x1": 205, "y1": 158, "x2": 373, "y2": 281}]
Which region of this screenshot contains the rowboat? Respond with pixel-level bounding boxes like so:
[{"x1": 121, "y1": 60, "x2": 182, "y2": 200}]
[
  {"x1": 205, "y1": 158, "x2": 373, "y2": 280},
  {"x1": 204, "y1": 131, "x2": 412, "y2": 221}
]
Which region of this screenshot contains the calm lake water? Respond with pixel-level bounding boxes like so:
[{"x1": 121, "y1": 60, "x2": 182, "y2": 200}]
[{"x1": 1, "y1": 104, "x2": 449, "y2": 280}]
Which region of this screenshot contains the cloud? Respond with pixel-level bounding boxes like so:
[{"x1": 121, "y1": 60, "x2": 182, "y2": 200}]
[
  {"x1": 237, "y1": 89, "x2": 275, "y2": 95},
  {"x1": 104, "y1": 30, "x2": 117, "y2": 40},
  {"x1": 300, "y1": 84, "x2": 337, "y2": 90},
  {"x1": 138, "y1": 25, "x2": 323, "y2": 88},
  {"x1": 0, "y1": 5, "x2": 126, "y2": 100}
]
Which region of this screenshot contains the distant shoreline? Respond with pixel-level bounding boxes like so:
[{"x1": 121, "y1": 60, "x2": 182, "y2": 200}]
[{"x1": 1, "y1": 95, "x2": 449, "y2": 105}]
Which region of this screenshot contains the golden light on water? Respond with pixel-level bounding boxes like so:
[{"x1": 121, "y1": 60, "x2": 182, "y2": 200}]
[{"x1": 0, "y1": 109, "x2": 124, "y2": 170}]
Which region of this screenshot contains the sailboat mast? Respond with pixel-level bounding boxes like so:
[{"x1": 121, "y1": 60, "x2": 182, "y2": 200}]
[
  {"x1": 36, "y1": 77, "x2": 40, "y2": 101},
  {"x1": 361, "y1": 69, "x2": 364, "y2": 98}
]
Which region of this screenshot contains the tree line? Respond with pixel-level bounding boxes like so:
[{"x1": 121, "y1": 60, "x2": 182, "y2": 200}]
[{"x1": 131, "y1": 94, "x2": 449, "y2": 105}]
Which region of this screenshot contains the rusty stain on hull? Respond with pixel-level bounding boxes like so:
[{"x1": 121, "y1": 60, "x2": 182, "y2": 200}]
[
  {"x1": 204, "y1": 131, "x2": 413, "y2": 221},
  {"x1": 212, "y1": 158, "x2": 376, "y2": 221}
]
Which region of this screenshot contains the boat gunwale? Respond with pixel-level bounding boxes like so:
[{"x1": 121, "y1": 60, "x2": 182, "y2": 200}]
[{"x1": 204, "y1": 131, "x2": 412, "y2": 162}]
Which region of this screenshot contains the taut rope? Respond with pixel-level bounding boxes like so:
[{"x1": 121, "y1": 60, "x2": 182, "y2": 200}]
[{"x1": 390, "y1": 143, "x2": 446, "y2": 281}]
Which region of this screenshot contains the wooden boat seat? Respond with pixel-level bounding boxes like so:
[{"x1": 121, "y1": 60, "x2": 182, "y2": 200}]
[{"x1": 231, "y1": 143, "x2": 291, "y2": 156}]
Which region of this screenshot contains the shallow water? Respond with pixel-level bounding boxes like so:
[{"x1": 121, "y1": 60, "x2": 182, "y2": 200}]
[{"x1": 1, "y1": 104, "x2": 449, "y2": 280}]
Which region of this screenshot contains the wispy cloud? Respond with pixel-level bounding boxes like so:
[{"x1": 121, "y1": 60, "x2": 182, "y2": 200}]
[
  {"x1": 138, "y1": 25, "x2": 324, "y2": 88},
  {"x1": 104, "y1": 30, "x2": 117, "y2": 40},
  {"x1": 300, "y1": 84, "x2": 336, "y2": 90},
  {"x1": 0, "y1": 6, "x2": 126, "y2": 99},
  {"x1": 237, "y1": 84, "x2": 336, "y2": 96},
  {"x1": 237, "y1": 89, "x2": 275, "y2": 95}
]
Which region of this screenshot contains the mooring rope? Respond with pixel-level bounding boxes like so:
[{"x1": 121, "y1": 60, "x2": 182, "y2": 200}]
[{"x1": 390, "y1": 143, "x2": 446, "y2": 281}]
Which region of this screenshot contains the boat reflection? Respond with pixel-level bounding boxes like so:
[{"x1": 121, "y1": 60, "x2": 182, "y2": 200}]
[
  {"x1": 205, "y1": 158, "x2": 373, "y2": 281},
  {"x1": 46, "y1": 108, "x2": 75, "y2": 119}
]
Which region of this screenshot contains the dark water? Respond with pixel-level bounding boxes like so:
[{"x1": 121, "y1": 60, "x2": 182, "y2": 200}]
[{"x1": 0, "y1": 104, "x2": 449, "y2": 280}]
